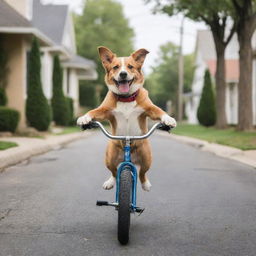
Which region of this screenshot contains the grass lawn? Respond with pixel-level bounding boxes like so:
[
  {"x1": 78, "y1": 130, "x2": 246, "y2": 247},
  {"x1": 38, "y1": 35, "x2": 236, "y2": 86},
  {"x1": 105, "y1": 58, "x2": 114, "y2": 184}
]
[
  {"x1": 57, "y1": 126, "x2": 81, "y2": 135},
  {"x1": 0, "y1": 141, "x2": 18, "y2": 150},
  {"x1": 172, "y1": 124, "x2": 256, "y2": 150}
]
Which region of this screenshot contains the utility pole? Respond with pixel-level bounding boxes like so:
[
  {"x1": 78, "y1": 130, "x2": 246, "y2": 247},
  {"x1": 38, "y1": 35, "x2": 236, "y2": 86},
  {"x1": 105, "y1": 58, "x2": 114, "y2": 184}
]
[{"x1": 178, "y1": 17, "x2": 184, "y2": 122}]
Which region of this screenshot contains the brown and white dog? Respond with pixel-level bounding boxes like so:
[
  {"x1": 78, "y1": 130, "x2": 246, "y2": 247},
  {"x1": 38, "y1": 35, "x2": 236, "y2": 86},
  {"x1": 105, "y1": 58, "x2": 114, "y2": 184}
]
[{"x1": 77, "y1": 47, "x2": 176, "y2": 191}]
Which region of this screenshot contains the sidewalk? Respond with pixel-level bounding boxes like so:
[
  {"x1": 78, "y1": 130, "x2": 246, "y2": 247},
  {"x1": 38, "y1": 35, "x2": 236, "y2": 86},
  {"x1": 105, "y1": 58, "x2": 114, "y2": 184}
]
[
  {"x1": 0, "y1": 132, "x2": 91, "y2": 171},
  {"x1": 158, "y1": 131, "x2": 256, "y2": 168}
]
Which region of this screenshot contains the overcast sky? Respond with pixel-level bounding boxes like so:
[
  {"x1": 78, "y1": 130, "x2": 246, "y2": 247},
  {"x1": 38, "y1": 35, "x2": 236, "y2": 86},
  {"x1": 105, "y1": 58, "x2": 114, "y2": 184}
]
[{"x1": 45, "y1": 0, "x2": 207, "y2": 73}]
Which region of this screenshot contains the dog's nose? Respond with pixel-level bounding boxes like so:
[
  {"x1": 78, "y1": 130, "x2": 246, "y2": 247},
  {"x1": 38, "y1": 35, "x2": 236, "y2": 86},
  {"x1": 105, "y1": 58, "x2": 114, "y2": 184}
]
[{"x1": 119, "y1": 71, "x2": 127, "y2": 79}]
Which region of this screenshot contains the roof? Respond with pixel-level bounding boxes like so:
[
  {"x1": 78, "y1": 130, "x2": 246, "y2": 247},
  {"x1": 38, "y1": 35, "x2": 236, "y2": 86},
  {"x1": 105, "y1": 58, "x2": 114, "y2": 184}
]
[
  {"x1": 32, "y1": 0, "x2": 68, "y2": 45},
  {"x1": 0, "y1": 0, "x2": 32, "y2": 28},
  {"x1": 62, "y1": 55, "x2": 96, "y2": 69},
  {"x1": 0, "y1": 0, "x2": 54, "y2": 46},
  {"x1": 207, "y1": 59, "x2": 239, "y2": 83}
]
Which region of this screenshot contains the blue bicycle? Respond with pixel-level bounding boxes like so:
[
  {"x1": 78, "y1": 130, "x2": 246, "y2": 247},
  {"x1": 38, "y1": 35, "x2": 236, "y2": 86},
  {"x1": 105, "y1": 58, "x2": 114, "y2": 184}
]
[{"x1": 81, "y1": 121, "x2": 171, "y2": 245}]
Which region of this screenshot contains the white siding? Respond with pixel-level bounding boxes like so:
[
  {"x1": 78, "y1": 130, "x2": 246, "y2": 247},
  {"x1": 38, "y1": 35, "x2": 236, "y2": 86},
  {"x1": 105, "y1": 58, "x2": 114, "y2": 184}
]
[
  {"x1": 186, "y1": 50, "x2": 207, "y2": 124},
  {"x1": 41, "y1": 50, "x2": 53, "y2": 99},
  {"x1": 62, "y1": 13, "x2": 77, "y2": 53},
  {"x1": 68, "y1": 69, "x2": 79, "y2": 116}
]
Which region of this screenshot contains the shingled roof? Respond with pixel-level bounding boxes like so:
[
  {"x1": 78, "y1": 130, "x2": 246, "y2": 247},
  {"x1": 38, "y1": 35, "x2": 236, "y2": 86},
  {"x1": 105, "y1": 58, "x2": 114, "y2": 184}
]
[
  {"x1": 0, "y1": 0, "x2": 32, "y2": 28},
  {"x1": 32, "y1": 0, "x2": 68, "y2": 45}
]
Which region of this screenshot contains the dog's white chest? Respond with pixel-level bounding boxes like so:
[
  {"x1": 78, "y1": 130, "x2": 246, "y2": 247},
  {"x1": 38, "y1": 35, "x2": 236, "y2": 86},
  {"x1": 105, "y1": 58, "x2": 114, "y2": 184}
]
[{"x1": 112, "y1": 101, "x2": 144, "y2": 136}]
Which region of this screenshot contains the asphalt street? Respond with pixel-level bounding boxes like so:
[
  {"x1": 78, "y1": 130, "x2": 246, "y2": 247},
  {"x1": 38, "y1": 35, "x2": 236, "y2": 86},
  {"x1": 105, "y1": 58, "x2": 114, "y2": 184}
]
[{"x1": 0, "y1": 132, "x2": 256, "y2": 256}]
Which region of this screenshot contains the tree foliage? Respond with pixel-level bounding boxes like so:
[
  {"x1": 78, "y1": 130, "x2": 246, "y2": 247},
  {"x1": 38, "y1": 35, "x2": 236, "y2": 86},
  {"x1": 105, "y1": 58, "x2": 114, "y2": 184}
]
[
  {"x1": 146, "y1": 0, "x2": 236, "y2": 128},
  {"x1": 26, "y1": 38, "x2": 51, "y2": 131},
  {"x1": 147, "y1": 42, "x2": 194, "y2": 113},
  {"x1": 75, "y1": 0, "x2": 135, "y2": 101},
  {"x1": 197, "y1": 70, "x2": 216, "y2": 127},
  {"x1": 51, "y1": 55, "x2": 70, "y2": 126}
]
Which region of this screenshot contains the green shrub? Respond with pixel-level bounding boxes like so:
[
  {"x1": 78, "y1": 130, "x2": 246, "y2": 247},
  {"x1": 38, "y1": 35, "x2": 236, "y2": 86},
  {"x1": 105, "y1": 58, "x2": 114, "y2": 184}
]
[
  {"x1": 79, "y1": 81, "x2": 96, "y2": 108},
  {"x1": 0, "y1": 87, "x2": 7, "y2": 106},
  {"x1": 66, "y1": 96, "x2": 74, "y2": 125},
  {"x1": 26, "y1": 38, "x2": 51, "y2": 131},
  {"x1": 197, "y1": 70, "x2": 216, "y2": 127},
  {"x1": 0, "y1": 107, "x2": 20, "y2": 132},
  {"x1": 51, "y1": 55, "x2": 69, "y2": 126}
]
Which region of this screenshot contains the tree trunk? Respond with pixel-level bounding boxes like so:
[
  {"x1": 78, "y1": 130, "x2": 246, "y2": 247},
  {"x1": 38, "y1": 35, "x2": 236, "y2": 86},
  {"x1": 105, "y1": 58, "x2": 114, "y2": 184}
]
[
  {"x1": 212, "y1": 35, "x2": 228, "y2": 129},
  {"x1": 215, "y1": 45, "x2": 228, "y2": 128},
  {"x1": 237, "y1": 21, "x2": 253, "y2": 131}
]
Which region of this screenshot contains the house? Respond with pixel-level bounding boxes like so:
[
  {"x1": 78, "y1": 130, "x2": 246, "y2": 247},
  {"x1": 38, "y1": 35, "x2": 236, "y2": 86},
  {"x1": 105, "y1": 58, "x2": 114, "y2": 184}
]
[
  {"x1": 185, "y1": 30, "x2": 256, "y2": 125},
  {"x1": 0, "y1": 0, "x2": 97, "y2": 129},
  {"x1": 32, "y1": 0, "x2": 97, "y2": 116},
  {"x1": 0, "y1": 0, "x2": 53, "y2": 129}
]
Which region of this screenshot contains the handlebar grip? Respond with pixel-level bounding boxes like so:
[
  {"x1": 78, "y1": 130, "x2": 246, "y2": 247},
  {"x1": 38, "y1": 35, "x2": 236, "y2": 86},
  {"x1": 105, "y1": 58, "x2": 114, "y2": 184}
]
[
  {"x1": 157, "y1": 123, "x2": 172, "y2": 132},
  {"x1": 81, "y1": 121, "x2": 99, "y2": 130}
]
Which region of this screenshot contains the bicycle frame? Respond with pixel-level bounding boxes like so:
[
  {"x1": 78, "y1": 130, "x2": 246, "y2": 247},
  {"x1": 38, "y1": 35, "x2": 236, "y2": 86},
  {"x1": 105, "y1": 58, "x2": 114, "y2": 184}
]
[{"x1": 82, "y1": 121, "x2": 171, "y2": 212}]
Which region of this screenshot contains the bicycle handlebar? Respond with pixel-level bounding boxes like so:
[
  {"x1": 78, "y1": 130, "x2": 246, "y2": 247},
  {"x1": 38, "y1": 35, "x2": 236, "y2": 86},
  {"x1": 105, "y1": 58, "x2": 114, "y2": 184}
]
[{"x1": 81, "y1": 121, "x2": 172, "y2": 141}]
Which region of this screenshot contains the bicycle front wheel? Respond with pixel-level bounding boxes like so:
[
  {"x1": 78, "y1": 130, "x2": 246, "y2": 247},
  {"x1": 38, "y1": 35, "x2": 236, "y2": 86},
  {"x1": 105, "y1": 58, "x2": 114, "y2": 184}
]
[{"x1": 118, "y1": 168, "x2": 132, "y2": 245}]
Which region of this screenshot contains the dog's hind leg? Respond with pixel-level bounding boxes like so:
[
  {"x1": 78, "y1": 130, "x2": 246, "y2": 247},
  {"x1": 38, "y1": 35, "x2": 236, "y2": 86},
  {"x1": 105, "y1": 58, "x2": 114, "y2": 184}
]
[{"x1": 137, "y1": 140, "x2": 152, "y2": 192}]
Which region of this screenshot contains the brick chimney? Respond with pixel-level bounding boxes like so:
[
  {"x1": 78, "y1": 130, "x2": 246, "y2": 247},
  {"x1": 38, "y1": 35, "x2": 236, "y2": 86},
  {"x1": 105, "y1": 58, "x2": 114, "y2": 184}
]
[{"x1": 4, "y1": 0, "x2": 33, "y2": 20}]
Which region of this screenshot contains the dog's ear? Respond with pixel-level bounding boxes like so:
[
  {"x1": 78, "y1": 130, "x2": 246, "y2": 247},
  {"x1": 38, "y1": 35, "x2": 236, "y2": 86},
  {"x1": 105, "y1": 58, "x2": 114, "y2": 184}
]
[
  {"x1": 131, "y1": 48, "x2": 149, "y2": 66},
  {"x1": 98, "y1": 46, "x2": 116, "y2": 70}
]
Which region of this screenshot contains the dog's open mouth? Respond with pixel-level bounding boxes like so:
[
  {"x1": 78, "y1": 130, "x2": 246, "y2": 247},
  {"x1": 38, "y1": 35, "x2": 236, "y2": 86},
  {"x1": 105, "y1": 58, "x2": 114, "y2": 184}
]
[{"x1": 114, "y1": 79, "x2": 134, "y2": 93}]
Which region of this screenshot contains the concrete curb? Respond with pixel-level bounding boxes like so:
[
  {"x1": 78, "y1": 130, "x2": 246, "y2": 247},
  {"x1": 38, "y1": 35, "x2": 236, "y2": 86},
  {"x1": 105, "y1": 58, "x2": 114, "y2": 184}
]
[
  {"x1": 157, "y1": 131, "x2": 256, "y2": 168},
  {"x1": 0, "y1": 132, "x2": 91, "y2": 171}
]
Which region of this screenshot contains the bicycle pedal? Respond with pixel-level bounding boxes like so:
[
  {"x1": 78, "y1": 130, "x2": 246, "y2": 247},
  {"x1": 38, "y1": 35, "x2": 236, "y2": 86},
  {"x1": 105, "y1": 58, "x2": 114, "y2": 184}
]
[
  {"x1": 135, "y1": 207, "x2": 145, "y2": 215},
  {"x1": 96, "y1": 200, "x2": 109, "y2": 206}
]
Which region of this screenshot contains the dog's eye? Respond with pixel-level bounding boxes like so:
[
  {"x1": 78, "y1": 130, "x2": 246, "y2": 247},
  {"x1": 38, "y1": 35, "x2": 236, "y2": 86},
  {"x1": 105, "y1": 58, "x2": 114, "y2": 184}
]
[
  {"x1": 113, "y1": 65, "x2": 119, "y2": 70},
  {"x1": 128, "y1": 65, "x2": 133, "y2": 69}
]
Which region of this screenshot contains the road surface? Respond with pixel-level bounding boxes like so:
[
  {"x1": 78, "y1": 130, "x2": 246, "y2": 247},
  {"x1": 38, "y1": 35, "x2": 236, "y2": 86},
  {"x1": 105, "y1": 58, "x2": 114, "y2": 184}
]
[{"x1": 0, "y1": 132, "x2": 256, "y2": 256}]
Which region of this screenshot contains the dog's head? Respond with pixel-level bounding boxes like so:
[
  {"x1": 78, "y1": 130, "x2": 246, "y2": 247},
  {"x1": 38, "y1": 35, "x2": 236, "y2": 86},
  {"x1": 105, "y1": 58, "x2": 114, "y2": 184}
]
[{"x1": 98, "y1": 46, "x2": 149, "y2": 95}]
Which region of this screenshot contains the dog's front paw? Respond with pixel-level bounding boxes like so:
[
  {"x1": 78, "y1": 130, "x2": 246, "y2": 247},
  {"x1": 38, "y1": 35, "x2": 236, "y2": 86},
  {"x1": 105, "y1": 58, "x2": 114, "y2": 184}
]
[
  {"x1": 103, "y1": 176, "x2": 116, "y2": 190},
  {"x1": 77, "y1": 114, "x2": 92, "y2": 126},
  {"x1": 161, "y1": 114, "x2": 177, "y2": 127}
]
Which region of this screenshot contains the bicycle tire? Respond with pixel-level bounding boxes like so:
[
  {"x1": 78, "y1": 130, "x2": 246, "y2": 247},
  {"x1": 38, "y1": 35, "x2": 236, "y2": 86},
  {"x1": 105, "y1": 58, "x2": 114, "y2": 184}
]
[{"x1": 118, "y1": 168, "x2": 132, "y2": 245}]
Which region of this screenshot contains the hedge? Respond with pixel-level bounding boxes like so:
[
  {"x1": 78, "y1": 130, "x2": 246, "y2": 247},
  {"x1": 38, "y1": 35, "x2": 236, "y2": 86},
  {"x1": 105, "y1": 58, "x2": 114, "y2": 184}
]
[
  {"x1": 197, "y1": 69, "x2": 216, "y2": 127},
  {"x1": 66, "y1": 96, "x2": 74, "y2": 125},
  {"x1": 0, "y1": 107, "x2": 20, "y2": 132},
  {"x1": 79, "y1": 81, "x2": 97, "y2": 108},
  {"x1": 51, "y1": 55, "x2": 70, "y2": 126},
  {"x1": 26, "y1": 38, "x2": 51, "y2": 131}
]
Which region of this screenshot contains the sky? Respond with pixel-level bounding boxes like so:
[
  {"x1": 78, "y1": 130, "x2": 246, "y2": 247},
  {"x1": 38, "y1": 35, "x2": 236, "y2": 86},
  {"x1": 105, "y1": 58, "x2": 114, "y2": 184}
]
[{"x1": 44, "y1": 0, "x2": 207, "y2": 73}]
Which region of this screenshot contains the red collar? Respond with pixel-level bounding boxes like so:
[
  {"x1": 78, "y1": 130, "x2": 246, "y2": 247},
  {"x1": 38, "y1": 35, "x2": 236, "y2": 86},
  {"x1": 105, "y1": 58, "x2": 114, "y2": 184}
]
[{"x1": 115, "y1": 90, "x2": 139, "y2": 102}]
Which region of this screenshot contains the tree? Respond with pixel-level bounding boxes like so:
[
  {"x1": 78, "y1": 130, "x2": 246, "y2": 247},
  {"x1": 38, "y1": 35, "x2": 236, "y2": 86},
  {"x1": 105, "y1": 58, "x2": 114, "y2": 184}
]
[
  {"x1": 0, "y1": 36, "x2": 8, "y2": 106},
  {"x1": 146, "y1": 0, "x2": 236, "y2": 129},
  {"x1": 51, "y1": 55, "x2": 70, "y2": 126},
  {"x1": 197, "y1": 70, "x2": 216, "y2": 126},
  {"x1": 26, "y1": 38, "x2": 51, "y2": 131},
  {"x1": 75, "y1": 0, "x2": 135, "y2": 100},
  {"x1": 231, "y1": 0, "x2": 256, "y2": 131},
  {"x1": 147, "y1": 42, "x2": 194, "y2": 114}
]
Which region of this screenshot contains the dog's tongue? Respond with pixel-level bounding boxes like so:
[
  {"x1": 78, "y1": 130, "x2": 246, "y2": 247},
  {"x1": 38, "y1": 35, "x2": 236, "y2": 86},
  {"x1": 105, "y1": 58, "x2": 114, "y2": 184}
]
[{"x1": 118, "y1": 82, "x2": 130, "y2": 93}]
